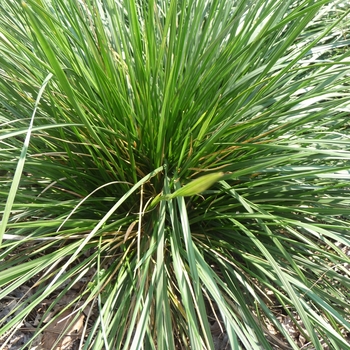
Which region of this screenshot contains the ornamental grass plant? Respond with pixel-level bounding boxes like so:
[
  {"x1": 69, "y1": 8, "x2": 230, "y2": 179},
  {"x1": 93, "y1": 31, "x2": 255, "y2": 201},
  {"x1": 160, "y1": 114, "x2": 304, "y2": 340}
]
[{"x1": 1, "y1": 0, "x2": 350, "y2": 349}]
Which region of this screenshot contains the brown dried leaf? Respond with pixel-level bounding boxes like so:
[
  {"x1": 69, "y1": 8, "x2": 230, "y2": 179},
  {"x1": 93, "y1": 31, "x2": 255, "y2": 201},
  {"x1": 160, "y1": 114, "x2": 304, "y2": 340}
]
[{"x1": 41, "y1": 308, "x2": 84, "y2": 350}]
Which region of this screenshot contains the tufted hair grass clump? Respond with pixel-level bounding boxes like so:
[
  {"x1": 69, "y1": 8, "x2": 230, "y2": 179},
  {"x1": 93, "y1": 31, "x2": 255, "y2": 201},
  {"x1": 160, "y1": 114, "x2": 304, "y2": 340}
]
[{"x1": 0, "y1": 0, "x2": 350, "y2": 349}]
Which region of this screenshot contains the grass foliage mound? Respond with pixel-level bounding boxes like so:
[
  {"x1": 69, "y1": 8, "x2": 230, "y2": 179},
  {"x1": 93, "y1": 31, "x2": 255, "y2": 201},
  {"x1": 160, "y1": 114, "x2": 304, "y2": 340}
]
[{"x1": 0, "y1": 0, "x2": 350, "y2": 349}]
